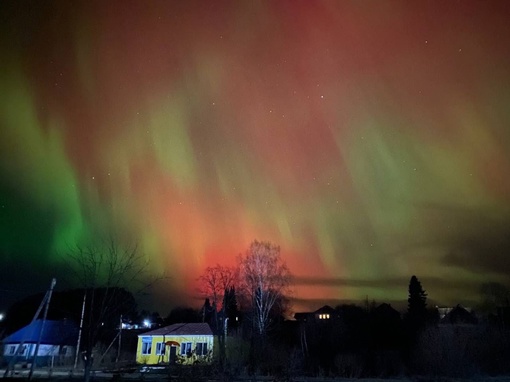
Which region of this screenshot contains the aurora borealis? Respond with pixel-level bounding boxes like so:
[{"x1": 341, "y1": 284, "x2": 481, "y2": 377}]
[{"x1": 1, "y1": 1, "x2": 510, "y2": 312}]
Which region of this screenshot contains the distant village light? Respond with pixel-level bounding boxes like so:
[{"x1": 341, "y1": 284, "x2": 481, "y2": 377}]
[{"x1": 143, "y1": 319, "x2": 151, "y2": 328}]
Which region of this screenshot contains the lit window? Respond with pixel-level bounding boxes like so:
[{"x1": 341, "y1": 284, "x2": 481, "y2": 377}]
[
  {"x1": 19, "y1": 345, "x2": 27, "y2": 355},
  {"x1": 141, "y1": 337, "x2": 152, "y2": 355},
  {"x1": 180, "y1": 342, "x2": 192, "y2": 356},
  {"x1": 196, "y1": 342, "x2": 208, "y2": 356},
  {"x1": 156, "y1": 342, "x2": 165, "y2": 355}
]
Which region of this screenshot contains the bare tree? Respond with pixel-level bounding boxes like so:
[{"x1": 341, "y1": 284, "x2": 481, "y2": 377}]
[
  {"x1": 238, "y1": 240, "x2": 291, "y2": 336},
  {"x1": 198, "y1": 264, "x2": 237, "y2": 310},
  {"x1": 198, "y1": 264, "x2": 237, "y2": 368},
  {"x1": 66, "y1": 237, "x2": 157, "y2": 382}
]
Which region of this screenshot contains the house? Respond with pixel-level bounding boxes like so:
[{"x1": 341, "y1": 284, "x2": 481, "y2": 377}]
[
  {"x1": 2, "y1": 319, "x2": 78, "y2": 367},
  {"x1": 294, "y1": 305, "x2": 339, "y2": 323},
  {"x1": 440, "y1": 305, "x2": 478, "y2": 325},
  {"x1": 373, "y1": 303, "x2": 401, "y2": 321},
  {"x1": 136, "y1": 323, "x2": 213, "y2": 365}
]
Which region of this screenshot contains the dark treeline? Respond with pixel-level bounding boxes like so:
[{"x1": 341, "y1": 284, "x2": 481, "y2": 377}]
[
  {"x1": 3, "y1": 276, "x2": 510, "y2": 379},
  {"x1": 2, "y1": 288, "x2": 137, "y2": 334},
  {"x1": 209, "y1": 275, "x2": 510, "y2": 378}
]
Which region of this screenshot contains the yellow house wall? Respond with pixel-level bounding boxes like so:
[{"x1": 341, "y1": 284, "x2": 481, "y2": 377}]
[{"x1": 136, "y1": 334, "x2": 214, "y2": 365}]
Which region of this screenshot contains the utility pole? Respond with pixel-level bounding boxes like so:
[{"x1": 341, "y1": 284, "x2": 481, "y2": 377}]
[
  {"x1": 116, "y1": 315, "x2": 122, "y2": 364},
  {"x1": 224, "y1": 317, "x2": 229, "y2": 337},
  {"x1": 74, "y1": 290, "x2": 87, "y2": 369},
  {"x1": 29, "y1": 278, "x2": 56, "y2": 380},
  {"x1": 3, "y1": 284, "x2": 50, "y2": 378}
]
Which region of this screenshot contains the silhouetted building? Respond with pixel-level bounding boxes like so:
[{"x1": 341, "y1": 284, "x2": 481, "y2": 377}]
[
  {"x1": 294, "y1": 305, "x2": 339, "y2": 323},
  {"x1": 440, "y1": 305, "x2": 477, "y2": 325},
  {"x1": 374, "y1": 303, "x2": 401, "y2": 321}
]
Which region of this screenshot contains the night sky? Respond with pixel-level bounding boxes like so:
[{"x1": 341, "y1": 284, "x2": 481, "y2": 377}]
[{"x1": 1, "y1": 1, "x2": 510, "y2": 314}]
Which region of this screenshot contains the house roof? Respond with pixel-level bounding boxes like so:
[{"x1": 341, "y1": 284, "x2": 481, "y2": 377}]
[
  {"x1": 374, "y1": 303, "x2": 401, "y2": 318},
  {"x1": 315, "y1": 305, "x2": 336, "y2": 314},
  {"x1": 441, "y1": 305, "x2": 478, "y2": 325},
  {"x1": 139, "y1": 323, "x2": 213, "y2": 337},
  {"x1": 2, "y1": 319, "x2": 78, "y2": 345},
  {"x1": 294, "y1": 305, "x2": 340, "y2": 321},
  {"x1": 294, "y1": 305, "x2": 335, "y2": 317}
]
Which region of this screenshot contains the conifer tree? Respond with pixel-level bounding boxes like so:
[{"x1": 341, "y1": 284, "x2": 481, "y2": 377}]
[
  {"x1": 223, "y1": 286, "x2": 239, "y2": 330},
  {"x1": 407, "y1": 275, "x2": 427, "y2": 323}
]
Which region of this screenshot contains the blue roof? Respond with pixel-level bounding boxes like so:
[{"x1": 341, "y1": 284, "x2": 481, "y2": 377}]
[{"x1": 2, "y1": 319, "x2": 78, "y2": 346}]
